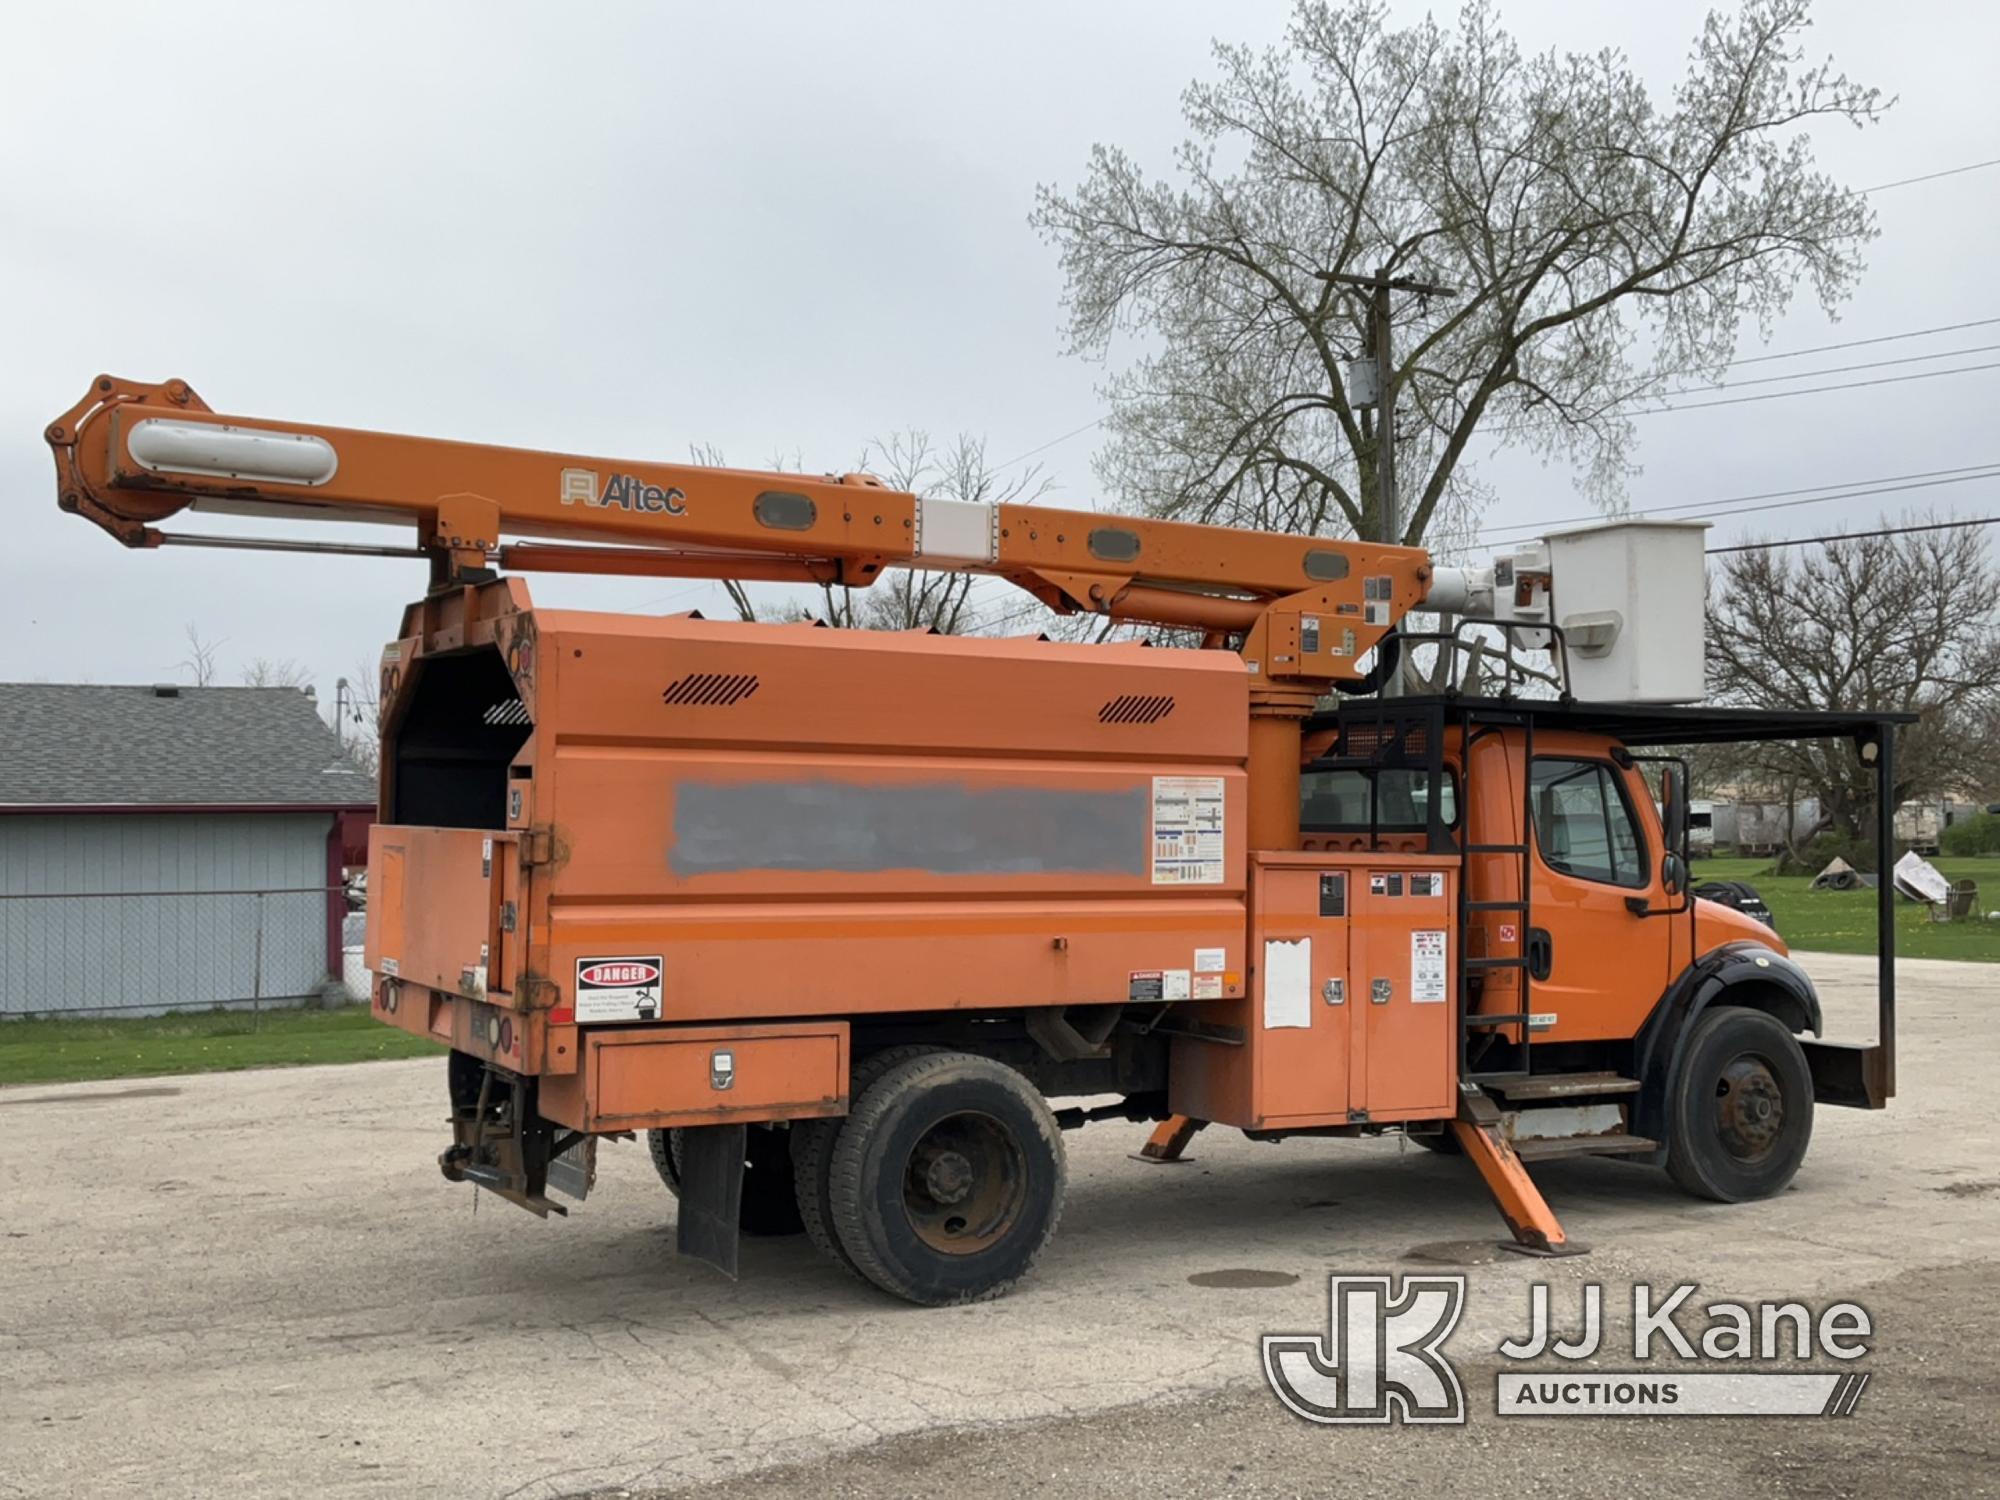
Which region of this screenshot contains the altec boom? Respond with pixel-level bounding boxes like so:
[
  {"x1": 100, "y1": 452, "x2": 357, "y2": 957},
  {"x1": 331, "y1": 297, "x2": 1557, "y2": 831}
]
[{"x1": 47, "y1": 374, "x2": 1900, "y2": 1304}]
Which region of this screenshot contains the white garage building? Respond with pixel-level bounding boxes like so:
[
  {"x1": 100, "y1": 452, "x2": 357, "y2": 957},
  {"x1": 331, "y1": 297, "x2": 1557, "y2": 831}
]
[{"x1": 0, "y1": 683, "x2": 376, "y2": 1019}]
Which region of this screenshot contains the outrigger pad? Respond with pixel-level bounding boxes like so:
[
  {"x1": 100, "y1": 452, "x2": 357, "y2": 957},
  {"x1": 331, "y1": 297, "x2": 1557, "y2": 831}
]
[
  {"x1": 1498, "y1": 1237, "x2": 1591, "y2": 1259},
  {"x1": 675, "y1": 1124, "x2": 747, "y2": 1278},
  {"x1": 1130, "y1": 1113, "x2": 1207, "y2": 1165}
]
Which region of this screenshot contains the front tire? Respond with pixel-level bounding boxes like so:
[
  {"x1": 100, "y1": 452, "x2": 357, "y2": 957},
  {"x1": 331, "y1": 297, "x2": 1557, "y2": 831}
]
[
  {"x1": 827, "y1": 1052, "x2": 1065, "y2": 1305},
  {"x1": 1666, "y1": 1005, "x2": 1814, "y2": 1202}
]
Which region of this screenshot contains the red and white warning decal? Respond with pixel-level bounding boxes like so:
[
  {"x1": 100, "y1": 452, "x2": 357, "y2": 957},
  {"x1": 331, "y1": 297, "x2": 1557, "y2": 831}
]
[{"x1": 575, "y1": 956, "x2": 664, "y2": 1022}]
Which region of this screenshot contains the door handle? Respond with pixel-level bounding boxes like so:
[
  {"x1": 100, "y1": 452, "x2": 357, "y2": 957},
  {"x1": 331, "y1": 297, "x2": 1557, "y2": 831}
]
[{"x1": 1527, "y1": 928, "x2": 1553, "y2": 982}]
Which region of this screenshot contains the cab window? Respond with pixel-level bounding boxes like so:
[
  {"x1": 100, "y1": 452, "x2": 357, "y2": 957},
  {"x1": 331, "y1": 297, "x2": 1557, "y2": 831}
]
[
  {"x1": 1301, "y1": 768, "x2": 1458, "y2": 832},
  {"x1": 1530, "y1": 759, "x2": 1644, "y2": 886}
]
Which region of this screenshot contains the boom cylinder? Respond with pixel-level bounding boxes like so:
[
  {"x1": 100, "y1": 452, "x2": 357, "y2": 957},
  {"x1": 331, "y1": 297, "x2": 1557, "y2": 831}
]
[{"x1": 1246, "y1": 692, "x2": 1316, "y2": 852}]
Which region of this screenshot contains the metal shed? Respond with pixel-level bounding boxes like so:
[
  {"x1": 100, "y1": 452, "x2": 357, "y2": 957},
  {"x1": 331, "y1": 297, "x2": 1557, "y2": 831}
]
[{"x1": 0, "y1": 683, "x2": 375, "y2": 1018}]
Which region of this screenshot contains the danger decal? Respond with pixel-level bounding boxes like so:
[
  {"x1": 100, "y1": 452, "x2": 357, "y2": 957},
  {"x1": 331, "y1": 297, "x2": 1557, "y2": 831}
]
[{"x1": 575, "y1": 956, "x2": 665, "y2": 1022}]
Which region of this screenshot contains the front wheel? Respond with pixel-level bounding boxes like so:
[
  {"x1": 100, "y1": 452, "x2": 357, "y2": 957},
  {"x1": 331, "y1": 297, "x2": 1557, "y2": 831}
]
[
  {"x1": 827, "y1": 1052, "x2": 1065, "y2": 1305},
  {"x1": 1666, "y1": 1005, "x2": 1814, "y2": 1202}
]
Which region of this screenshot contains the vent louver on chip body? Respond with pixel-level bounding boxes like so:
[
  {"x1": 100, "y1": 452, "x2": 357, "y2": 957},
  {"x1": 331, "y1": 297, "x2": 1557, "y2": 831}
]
[
  {"x1": 662, "y1": 673, "x2": 761, "y2": 706},
  {"x1": 1098, "y1": 694, "x2": 1176, "y2": 725},
  {"x1": 482, "y1": 699, "x2": 532, "y2": 726}
]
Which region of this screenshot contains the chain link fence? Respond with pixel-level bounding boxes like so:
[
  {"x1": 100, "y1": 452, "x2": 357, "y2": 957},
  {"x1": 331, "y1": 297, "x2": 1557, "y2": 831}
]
[{"x1": 0, "y1": 886, "x2": 356, "y2": 1020}]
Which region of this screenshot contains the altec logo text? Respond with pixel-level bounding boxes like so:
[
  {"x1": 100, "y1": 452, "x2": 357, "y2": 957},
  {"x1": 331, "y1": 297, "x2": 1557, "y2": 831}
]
[
  {"x1": 1264, "y1": 1275, "x2": 1874, "y2": 1423},
  {"x1": 560, "y1": 466, "x2": 687, "y2": 516}
]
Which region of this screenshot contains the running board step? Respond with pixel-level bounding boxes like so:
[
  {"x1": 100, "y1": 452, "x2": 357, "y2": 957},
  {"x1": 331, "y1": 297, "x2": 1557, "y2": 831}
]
[
  {"x1": 1509, "y1": 1133, "x2": 1658, "y2": 1162},
  {"x1": 1492, "y1": 1073, "x2": 1641, "y2": 1102}
]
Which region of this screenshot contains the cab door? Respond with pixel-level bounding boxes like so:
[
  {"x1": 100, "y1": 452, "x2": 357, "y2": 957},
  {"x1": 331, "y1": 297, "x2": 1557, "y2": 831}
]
[{"x1": 1522, "y1": 750, "x2": 1672, "y2": 1041}]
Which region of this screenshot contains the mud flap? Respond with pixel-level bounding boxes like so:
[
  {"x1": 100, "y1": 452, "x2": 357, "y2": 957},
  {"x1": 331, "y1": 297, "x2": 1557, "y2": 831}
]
[
  {"x1": 547, "y1": 1135, "x2": 597, "y2": 1203},
  {"x1": 674, "y1": 1123, "x2": 746, "y2": 1278}
]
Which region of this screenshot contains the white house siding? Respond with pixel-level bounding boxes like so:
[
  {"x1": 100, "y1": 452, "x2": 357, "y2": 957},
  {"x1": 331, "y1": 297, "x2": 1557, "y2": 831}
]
[{"x1": 0, "y1": 811, "x2": 335, "y2": 1018}]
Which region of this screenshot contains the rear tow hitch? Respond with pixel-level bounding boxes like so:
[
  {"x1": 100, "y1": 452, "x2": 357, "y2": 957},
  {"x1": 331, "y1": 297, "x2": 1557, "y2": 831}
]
[{"x1": 440, "y1": 1051, "x2": 592, "y2": 1218}]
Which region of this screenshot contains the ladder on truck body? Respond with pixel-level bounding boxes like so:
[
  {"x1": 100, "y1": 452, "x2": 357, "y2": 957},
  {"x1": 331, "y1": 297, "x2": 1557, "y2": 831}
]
[{"x1": 1458, "y1": 705, "x2": 1537, "y2": 1084}]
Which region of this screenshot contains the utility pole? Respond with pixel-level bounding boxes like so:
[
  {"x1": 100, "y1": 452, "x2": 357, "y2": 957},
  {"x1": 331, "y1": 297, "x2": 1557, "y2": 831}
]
[
  {"x1": 1315, "y1": 268, "x2": 1457, "y2": 549},
  {"x1": 1316, "y1": 268, "x2": 1456, "y2": 697}
]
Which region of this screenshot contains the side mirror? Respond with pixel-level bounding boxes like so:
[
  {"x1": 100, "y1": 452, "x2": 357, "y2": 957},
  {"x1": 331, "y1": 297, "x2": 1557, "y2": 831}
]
[
  {"x1": 1660, "y1": 764, "x2": 1689, "y2": 859},
  {"x1": 1662, "y1": 850, "x2": 1688, "y2": 896}
]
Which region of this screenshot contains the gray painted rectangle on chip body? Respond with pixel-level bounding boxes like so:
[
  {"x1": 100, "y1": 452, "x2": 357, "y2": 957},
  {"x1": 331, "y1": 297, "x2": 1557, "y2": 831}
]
[{"x1": 670, "y1": 780, "x2": 1149, "y2": 878}]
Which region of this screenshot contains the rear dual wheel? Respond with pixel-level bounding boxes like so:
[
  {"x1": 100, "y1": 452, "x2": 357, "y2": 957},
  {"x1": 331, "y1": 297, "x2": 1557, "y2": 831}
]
[
  {"x1": 790, "y1": 1045, "x2": 938, "y2": 1274},
  {"x1": 807, "y1": 1051, "x2": 1066, "y2": 1305}
]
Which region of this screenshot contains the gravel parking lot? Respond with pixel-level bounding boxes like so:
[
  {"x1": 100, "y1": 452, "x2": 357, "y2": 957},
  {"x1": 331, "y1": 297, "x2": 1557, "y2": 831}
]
[{"x1": 3, "y1": 953, "x2": 1995, "y2": 1499}]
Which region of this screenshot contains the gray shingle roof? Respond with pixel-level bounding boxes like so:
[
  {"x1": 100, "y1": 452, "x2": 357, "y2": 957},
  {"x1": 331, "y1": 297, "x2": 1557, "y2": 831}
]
[{"x1": 0, "y1": 684, "x2": 377, "y2": 809}]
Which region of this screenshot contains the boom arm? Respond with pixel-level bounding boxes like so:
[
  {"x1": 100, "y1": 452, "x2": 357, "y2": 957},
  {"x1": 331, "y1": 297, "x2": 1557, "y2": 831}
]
[{"x1": 48, "y1": 374, "x2": 1439, "y2": 689}]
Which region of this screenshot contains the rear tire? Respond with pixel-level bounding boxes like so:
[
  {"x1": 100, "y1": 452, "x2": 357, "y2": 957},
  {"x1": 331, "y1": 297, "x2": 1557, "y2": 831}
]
[
  {"x1": 792, "y1": 1045, "x2": 939, "y2": 1275},
  {"x1": 1666, "y1": 1005, "x2": 1813, "y2": 1202},
  {"x1": 646, "y1": 1127, "x2": 684, "y2": 1194},
  {"x1": 647, "y1": 1125, "x2": 804, "y2": 1236},
  {"x1": 827, "y1": 1052, "x2": 1065, "y2": 1305}
]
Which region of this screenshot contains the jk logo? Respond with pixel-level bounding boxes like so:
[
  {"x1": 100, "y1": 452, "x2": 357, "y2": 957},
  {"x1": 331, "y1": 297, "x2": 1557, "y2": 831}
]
[{"x1": 1263, "y1": 1274, "x2": 1467, "y2": 1424}]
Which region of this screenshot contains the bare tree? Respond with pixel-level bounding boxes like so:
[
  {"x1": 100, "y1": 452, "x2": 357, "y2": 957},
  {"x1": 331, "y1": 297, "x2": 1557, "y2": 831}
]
[
  {"x1": 241, "y1": 657, "x2": 314, "y2": 689},
  {"x1": 1705, "y1": 521, "x2": 2000, "y2": 842},
  {"x1": 178, "y1": 625, "x2": 222, "y2": 687},
  {"x1": 1031, "y1": 0, "x2": 1883, "y2": 545}
]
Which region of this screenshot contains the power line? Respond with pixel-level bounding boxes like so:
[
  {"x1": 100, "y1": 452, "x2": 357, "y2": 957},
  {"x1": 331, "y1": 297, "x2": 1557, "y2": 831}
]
[
  {"x1": 1667, "y1": 341, "x2": 2000, "y2": 394},
  {"x1": 1724, "y1": 316, "x2": 2000, "y2": 367},
  {"x1": 1478, "y1": 357, "x2": 2000, "y2": 438},
  {"x1": 1485, "y1": 470, "x2": 2000, "y2": 544},
  {"x1": 991, "y1": 416, "x2": 1109, "y2": 473},
  {"x1": 993, "y1": 318, "x2": 2000, "y2": 474},
  {"x1": 636, "y1": 580, "x2": 717, "y2": 612},
  {"x1": 1707, "y1": 515, "x2": 2000, "y2": 555},
  {"x1": 1859, "y1": 157, "x2": 2000, "y2": 194},
  {"x1": 1628, "y1": 358, "x2": 2000, "y2": 415},
  {"x1": 1481, "y1": 461, "x2": 2000, "y2": 540}
]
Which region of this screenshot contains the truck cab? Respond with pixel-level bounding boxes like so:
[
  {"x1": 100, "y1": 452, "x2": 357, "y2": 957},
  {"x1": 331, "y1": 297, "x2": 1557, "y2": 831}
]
[
  {"x1": 1303, "y1": 722, "x2": 1788, "y2": 1047},
  {"x1": 1296, "y1": 698, "x2": 1891, "y2": 1202}
]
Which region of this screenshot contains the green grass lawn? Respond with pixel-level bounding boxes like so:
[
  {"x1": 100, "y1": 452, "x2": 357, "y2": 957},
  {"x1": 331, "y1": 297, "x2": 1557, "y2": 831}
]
[
  {"x1": 6, "y1": 858, "x2": 1992, "y2": 1089},
  {"x1": 0, "y1": 1004, "x2": 442, "y2": 1088},
  {"x1": 1694, "y1": 853, "x2": 2000, "y2": 962}
]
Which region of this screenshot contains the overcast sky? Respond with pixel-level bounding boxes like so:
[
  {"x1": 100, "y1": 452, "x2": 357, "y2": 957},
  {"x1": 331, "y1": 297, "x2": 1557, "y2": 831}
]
[{"x1": 2, "y1": 1, "x2": 1994, "y2": 715}]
